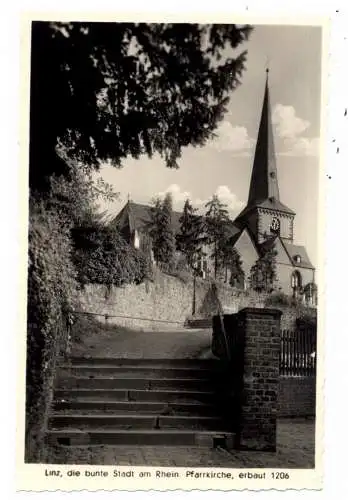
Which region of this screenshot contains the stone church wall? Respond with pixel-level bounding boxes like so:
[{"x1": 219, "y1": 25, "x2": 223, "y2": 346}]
[
  {"x1": 276, "y1": 263, "x2": 315, "y2": 296},
  {"x1": 234, "y1": 230, "x2": 259, "y2": 286},
  {"x1": 258, "y1": 210, "x2": 293, "y2": 241}
]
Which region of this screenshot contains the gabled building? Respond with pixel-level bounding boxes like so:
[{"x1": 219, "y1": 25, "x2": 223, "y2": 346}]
[
  {"x1": 110, "y1": 201, "x2": 182, "y2": 253},
  {"x1": 111, "y1": 72, "x2": 316, "y2": 302}
]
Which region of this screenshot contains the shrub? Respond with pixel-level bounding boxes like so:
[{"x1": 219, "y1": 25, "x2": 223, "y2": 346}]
[
  {"x1": 26, "y1": 203, "x2": 78, "y2": 462},
  {"x1": 72, "y1": 226, "x2": 151, "y2": 288}
]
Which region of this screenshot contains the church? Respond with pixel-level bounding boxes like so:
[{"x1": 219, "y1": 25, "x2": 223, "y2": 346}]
[{"x1": 111, "y1": 73, "x2": 316, "y2": 303}]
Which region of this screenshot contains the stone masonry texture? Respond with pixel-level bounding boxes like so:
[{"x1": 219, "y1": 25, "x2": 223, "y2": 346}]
[{"x1": 78, "y1": 272, "x2": 308, "y2": 331}]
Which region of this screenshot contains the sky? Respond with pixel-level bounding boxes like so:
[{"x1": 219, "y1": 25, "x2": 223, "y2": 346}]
[{"x1": 96, "y1": 24, "x2": 323, "y2": 267}]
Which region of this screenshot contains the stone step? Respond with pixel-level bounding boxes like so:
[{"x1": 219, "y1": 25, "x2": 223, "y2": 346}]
[
  {"x1": 48, "y1": 413, "x2": 229, "y2": 431},
  {"x1": 66, "y1": 357, "x2": 222, "y2": 368},
  {"x1": 56, "y1": 376, "x2": 218, "y2": 391},
  {"x1": 57, "y1": 365, "x2": 223, "y2": 380},
  {"x1": 47, "y1": 429, "x2": 236, "y2": 447},
  {"x1": 53, "y1": 400, "x2": 220, "y2": 416},
  {"x1": 54, "y1": 388, "x2": 219, "y2": 404}
]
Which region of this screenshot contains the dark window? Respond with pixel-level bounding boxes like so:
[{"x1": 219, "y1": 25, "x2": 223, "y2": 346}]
[{"x1": 291, "y1": 270, "x2": 302, "y2": 289}]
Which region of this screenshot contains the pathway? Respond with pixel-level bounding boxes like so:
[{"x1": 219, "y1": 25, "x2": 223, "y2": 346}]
[
  {"x1": 48, "y1": 418, "x2": 315, "y2": 468},
  {"x1": 72, "y1": 325, "x2": 214, "y2": 359}
]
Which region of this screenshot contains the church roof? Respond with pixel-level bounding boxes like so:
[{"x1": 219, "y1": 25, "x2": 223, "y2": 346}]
[
  {"x1": 248, "y1": 71, "x2": 279, "y2": 204},
  {"x1": 236, "y1": 197, "x2": 295, "y2": 221},
  {"x1": 110, "y1": 201, "x2": 242, "y2": 239},
  {"x1": 259, "y1": 236, "x2": 314, "y2": 269},
  {"x1": 110, "y1": 201, "x2": 182, "y2": 234},
  {"x1": 235, "y1": 71, "x2": 295, "y2": 222},
  {"x1": 282, "y1": 241, "x2": 315, "y2": 269}
]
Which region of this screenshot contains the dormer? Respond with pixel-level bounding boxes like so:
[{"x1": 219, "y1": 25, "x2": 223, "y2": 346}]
[{"x1": 294, "y1": 254, "x2": 301, "y2": 265}]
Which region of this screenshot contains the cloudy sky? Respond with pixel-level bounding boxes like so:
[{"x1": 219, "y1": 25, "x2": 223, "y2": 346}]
[{"x1": 96, "y1": 24, "x2": 323, "y2": 267}]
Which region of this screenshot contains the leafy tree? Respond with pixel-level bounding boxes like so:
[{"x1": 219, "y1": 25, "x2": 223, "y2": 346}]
[
  {"x1": 149, "y1": 197, "x2": 164, "y2": 265},
  {"x1": 204, "y1": 194, "x2": 230, "y2": 277},
  {"x1": 149, "y1": 194, "x2": 175, "y2": 267},
  {"x1": 249, "y1": 241, "x2": 278, "y2": 292},
  {"x1": 47, "y1": 161, "x2": 116, "y2": 229},
  {"x1": 227, "y1": 247, "x2": 245, "y2": 288},
  {"x1": 29, "y1": 22, "x2": 252, "y2": 193},
  {"x1": 161, "y1": 193, "x2": 176, "y2": 266},
  {"x1": 176, "y1": 198, "x2": 204, "y2": 271}
]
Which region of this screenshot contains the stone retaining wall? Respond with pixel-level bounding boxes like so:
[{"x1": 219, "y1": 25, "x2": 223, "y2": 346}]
[{"x1": 78, "y1": 271, "x2": 314, "y2": 331}]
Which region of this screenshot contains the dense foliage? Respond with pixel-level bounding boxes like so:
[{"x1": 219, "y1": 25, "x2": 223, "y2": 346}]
[
  {"x1": 26, "y1": 203, "x2": 78, "y2": 462},
  {"x1": 26, "y1": 169, "x2": 149, "y2": 462},
  {"x1": 47, "y1": 162, "x2": 115, "y2": 227},
  {"x1": 72, "y1": 226, "x2": 151, "y2": 287},
  {"x1": 30, "y1": 22, "x2": 252, "y2": 192}
]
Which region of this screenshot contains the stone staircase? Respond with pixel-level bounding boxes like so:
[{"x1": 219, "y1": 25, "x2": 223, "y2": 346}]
[{"x1": 47, "y1": 357, "x2": 236, "y2": 448}]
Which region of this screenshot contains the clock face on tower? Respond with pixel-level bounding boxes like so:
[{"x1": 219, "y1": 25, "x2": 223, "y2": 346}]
[{"x1": 270, "y1": 217, "x2": 280, "y2": 233}]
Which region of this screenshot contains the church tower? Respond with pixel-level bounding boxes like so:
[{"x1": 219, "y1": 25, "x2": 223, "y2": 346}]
[{"x1": 235, "y1": 70, "x2": 295, "y2": 244}]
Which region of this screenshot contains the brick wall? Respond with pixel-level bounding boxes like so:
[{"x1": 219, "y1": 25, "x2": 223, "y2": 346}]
[
  {"x1": 212, "y1": 308, "x2": 282, "y2": 451},
  {"x1": 278, "y1": 376, "x2": 316, "y2": 417},
  {"x1": 236, "y1": 308, "x2": 281, "y2": 451}
]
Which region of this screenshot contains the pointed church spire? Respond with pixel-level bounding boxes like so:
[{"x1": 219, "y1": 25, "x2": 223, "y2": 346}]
[{"x1": 247, "y1": 69, "x2": 280, "y2": 205}]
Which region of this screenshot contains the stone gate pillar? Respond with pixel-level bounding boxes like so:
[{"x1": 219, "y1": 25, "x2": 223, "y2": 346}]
[{"x1": 236, "y1": 307, "x2": 282, "y2": 451}]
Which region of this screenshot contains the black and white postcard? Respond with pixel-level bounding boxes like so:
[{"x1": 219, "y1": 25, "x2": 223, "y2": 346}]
[{"x1": 16, "y1": 11, "x2": 327, "y2": 491}]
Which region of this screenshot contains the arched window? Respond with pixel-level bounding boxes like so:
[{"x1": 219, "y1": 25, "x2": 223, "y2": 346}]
[{"x1": 291, "y1": 270, "x2": 302, "y2": 290}]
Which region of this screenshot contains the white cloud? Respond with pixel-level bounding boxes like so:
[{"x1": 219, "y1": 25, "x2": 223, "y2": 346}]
[
  {"x1": 157, "y1": 184, "x2": 192, "y2": 210},
  {"x1": 272, "y1": 104, "x2": 319, "y2": 157},
  {"x1": 209, "y1": 121, "x2": 254, "y2": 154},
  {"x1": 279, "y1": 137, "x2": 320, "y2": 157},
  {"x1": 156, "y1": 184, "x2": 244, "y2": 216},
  {"x1": 214, "y1": 185, "x2": 245, "y2": 213},
  {"x1": 272, "y1": 104, "x2": 310, "y2": 139},
  {"x1": 195, "y1": 186, "x2": 244, "y2": 216}
]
